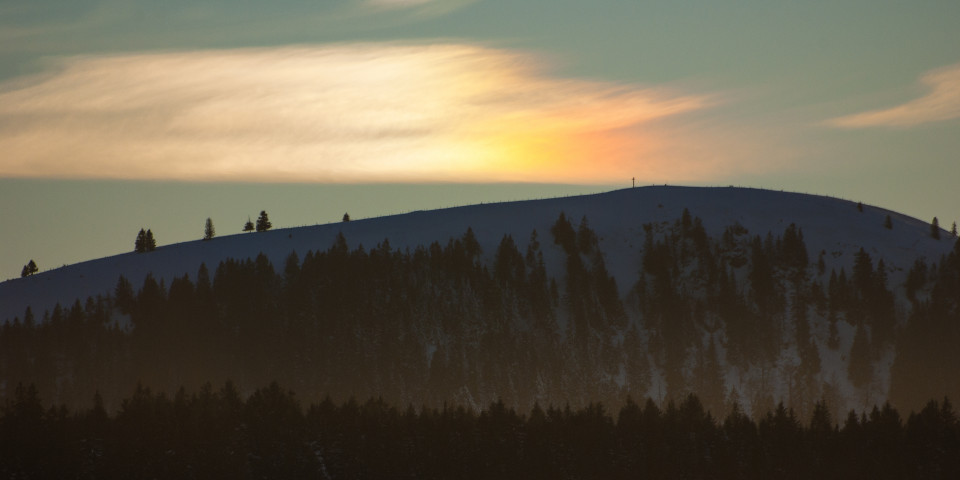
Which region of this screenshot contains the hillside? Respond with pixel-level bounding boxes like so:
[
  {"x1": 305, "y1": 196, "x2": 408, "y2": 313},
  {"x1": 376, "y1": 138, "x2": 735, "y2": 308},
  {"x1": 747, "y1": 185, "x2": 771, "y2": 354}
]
[
  {"x1": 1, "y1": 186, "x2": 948, "y2": 323},
  {"x1": 1, "y1": 186, "x2": 957, "y2": 417}
]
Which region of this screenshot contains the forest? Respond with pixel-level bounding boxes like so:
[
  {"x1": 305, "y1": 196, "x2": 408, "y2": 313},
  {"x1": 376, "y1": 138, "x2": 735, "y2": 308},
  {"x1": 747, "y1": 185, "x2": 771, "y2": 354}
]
[
  {"x1": 2, "y1": 381, "x2": 958, "y2": 478},
  {"x1": 1, "y1": 210, "x2": 959, "y2": 420}
]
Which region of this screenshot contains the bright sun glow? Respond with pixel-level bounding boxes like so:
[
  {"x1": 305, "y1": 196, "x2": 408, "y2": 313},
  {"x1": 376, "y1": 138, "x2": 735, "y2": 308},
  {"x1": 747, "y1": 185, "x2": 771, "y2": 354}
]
[{"x1": 0, "y1": 43, "x2": 716, "y2": 183}]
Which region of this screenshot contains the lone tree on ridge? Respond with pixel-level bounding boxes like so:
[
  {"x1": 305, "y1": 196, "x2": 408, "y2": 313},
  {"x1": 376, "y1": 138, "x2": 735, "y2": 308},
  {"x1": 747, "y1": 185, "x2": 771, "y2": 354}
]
[
  {"x1": 20, "y1": 260, "x2": 38, "y2": 277},
  {"x1": 135, "y1": 229, "x2": 146, "y2": 253},
  {"x1": 134, "y1": 229, "x2": 156, "y2": 253},
  {"x1": 204, "y1": 218, "x2": 216, "y2": 240},
  {"x1": 145, "y1": 229, "x2": 156, "y2": 251},
  {"x1": 256, "y1": 211, "x2": 272, "y2": 232}
]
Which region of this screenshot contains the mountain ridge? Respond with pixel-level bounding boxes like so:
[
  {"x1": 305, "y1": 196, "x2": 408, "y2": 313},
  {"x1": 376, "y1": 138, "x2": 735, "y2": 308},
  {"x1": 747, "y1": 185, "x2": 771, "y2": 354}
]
[
  {"x1": 3, "y1": 185, "x2": 959, "y2": 417},
  {"x1": 2, "y1": 185, "x2": 950, "y2": 324}
]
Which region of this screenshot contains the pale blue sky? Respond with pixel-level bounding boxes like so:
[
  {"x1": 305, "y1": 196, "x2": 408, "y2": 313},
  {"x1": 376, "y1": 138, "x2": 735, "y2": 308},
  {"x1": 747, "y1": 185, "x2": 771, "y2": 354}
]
[{"x1": 1, "y1": 0, "x2": 958, "y2": 279}]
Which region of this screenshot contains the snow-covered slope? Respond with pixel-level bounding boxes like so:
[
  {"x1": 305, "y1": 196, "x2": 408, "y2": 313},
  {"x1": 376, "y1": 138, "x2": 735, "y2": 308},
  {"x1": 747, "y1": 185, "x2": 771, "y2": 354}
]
[{"x1": 0, "y1": 186, "x2": 951, "y2": 323}]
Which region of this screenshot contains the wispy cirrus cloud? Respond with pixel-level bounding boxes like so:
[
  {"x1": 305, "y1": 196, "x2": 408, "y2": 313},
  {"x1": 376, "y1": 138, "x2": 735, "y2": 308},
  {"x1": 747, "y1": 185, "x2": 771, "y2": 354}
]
[
  {"x1": 0, "y1": 43, "x2": 723, "y2": 183},
  {"x1": 366, "y1": 0, "x2": 438, "y2": 8},
  {"x1": 361, "y1": 0, "x2": 478, "y2": 21},
  {"x1": 828, "y1": 63, "x2": 960, "y2": 128},
  {"x1": 0, "y1": 1, "x2": 473, "y2": 55}
]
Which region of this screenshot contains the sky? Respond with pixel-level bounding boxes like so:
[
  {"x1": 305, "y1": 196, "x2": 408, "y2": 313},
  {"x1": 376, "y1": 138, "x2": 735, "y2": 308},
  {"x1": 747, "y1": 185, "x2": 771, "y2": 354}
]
[{"x1": 1, "y1": 0, "x2": 959, "y2": 280}]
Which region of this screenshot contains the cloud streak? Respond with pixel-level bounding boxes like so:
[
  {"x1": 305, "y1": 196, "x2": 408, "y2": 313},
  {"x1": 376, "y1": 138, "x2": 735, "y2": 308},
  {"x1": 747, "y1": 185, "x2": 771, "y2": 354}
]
[
  {"x1": 0, "y1": 1, "x2": 476, "y2": 54},
  {"x1": 0, "y1": 43, "x2": 720, "y2": 183},
  {"x1": 363, "y1": 0, "x2": 477, "y2": 18},
  {"x1": 366, "y1": 0, "x2": 437, "y2": 8},
  {"x1": 828, "y1": 63, "x2": 960, "y2": 128}
]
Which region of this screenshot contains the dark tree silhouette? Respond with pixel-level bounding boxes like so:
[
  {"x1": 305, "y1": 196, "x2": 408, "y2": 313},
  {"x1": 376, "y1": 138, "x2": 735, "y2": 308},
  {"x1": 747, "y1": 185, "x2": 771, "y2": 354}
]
[
  {"x1": 342, "y1": 213, "x2": 350, "y2": 222},
  {"x1": 145, "y1": 229, "x2": 156, "y2": 251},
  {"x1": 20, "y1": 260, "x2": 38, "y2": 277},
  {"x1": 134, "y1": 229, "x2": 147, "y2": 253},
  {"x1": 114, "y1": 275, "x2": 135, "y2": 314},
  {"x1": 3, "y1": 385, "x2": 959, "y2": 479},
  {"x1": 550, "y1": 212, "x2": 577, "y2": 254},
  {"x1": 243, "y1": 217, "x2": 255, "y2": 232},
  {"x1": 256, "y1": 211, "x2": 272, "y2": 232},
  {"x1": 884, "y1": 215, "x2": 893, "y2": 230},
  {"x1": 204, "y1": 218, "x2": 215, "y2": 240},
  {"x1": 931, "y1": 217, "x2": 941, "y2": 239}
]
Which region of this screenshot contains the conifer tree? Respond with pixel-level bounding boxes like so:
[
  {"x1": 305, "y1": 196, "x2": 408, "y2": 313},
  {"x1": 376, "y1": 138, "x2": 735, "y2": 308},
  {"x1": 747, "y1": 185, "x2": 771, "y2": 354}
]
[
  {"x1": 461, "y1": 227, "x2": 481, "y2": 261},
  {"x1": 952, "y1": 221, "x2": 958, "y2": 237},
  {"x1": 342, "y1": 213, "x2": 350, "y2": 222},
  {"x1": 256, "y1": 211, "x2": 272, "y2": 232},
  {"x1": 243, "y1": 217, "x2": 255, "y2": 232},
  {"x1": 20, "y1": 260, "x2": 38, "y2": 277},
  {"x1": 884, "y1": 215, "x2": 893, "y2": 230},
  {"x1": 931, "y1": 217, "x2": 941, "y2": 239},
  {"x1": 852, "y1": 248, "x2": 874, "y2": 295},
  {"x1": 114, "y1": 275, "x2": 135, "y2": 314},
  {"x1": 134, "y1": 228, "x2": 146, "y2": 253},
  {"x1": 550, "y1": 212, "x2": 577, "y2": 254},
  {"x1": 204, "y1": 218, "x2": 215, "y2": 240},
  {"x1": 145, "y1": 229, "x2": 156, "y2": 251},
  {"x1": 781, "y1": 223, "x2": 808, "y2": 270},
  {"x1": 577, "y1": 216, "x2": 598, "y2": 254},
  {"x1": 809, "y1": 399, "x2": 834, "y2": 435}
]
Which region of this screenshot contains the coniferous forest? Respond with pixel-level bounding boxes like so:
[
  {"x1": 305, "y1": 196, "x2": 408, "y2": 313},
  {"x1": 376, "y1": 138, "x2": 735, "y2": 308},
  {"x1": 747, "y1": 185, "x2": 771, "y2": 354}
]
[
  {"x1": 2, "y1": 381, "x2": 958, "y2": 479},
  {"x1": 3, "y1": 210, "x2": 960, "y2": 475}
]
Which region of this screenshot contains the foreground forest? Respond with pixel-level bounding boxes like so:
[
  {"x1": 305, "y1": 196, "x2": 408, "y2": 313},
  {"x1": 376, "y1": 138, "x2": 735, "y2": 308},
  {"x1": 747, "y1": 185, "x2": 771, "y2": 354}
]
[
  {"x1": 2, "y1": 209, "x2": 960, "y2": 418},
  {"x1": 2, "y1": 381, "x2": 958, "y2": 479}
]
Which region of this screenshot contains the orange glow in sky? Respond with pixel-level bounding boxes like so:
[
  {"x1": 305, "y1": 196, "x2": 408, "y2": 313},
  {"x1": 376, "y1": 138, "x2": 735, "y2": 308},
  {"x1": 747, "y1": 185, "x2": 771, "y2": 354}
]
[{"x1": 0, "y1": 43, "x2": 714, "y2": 184}]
